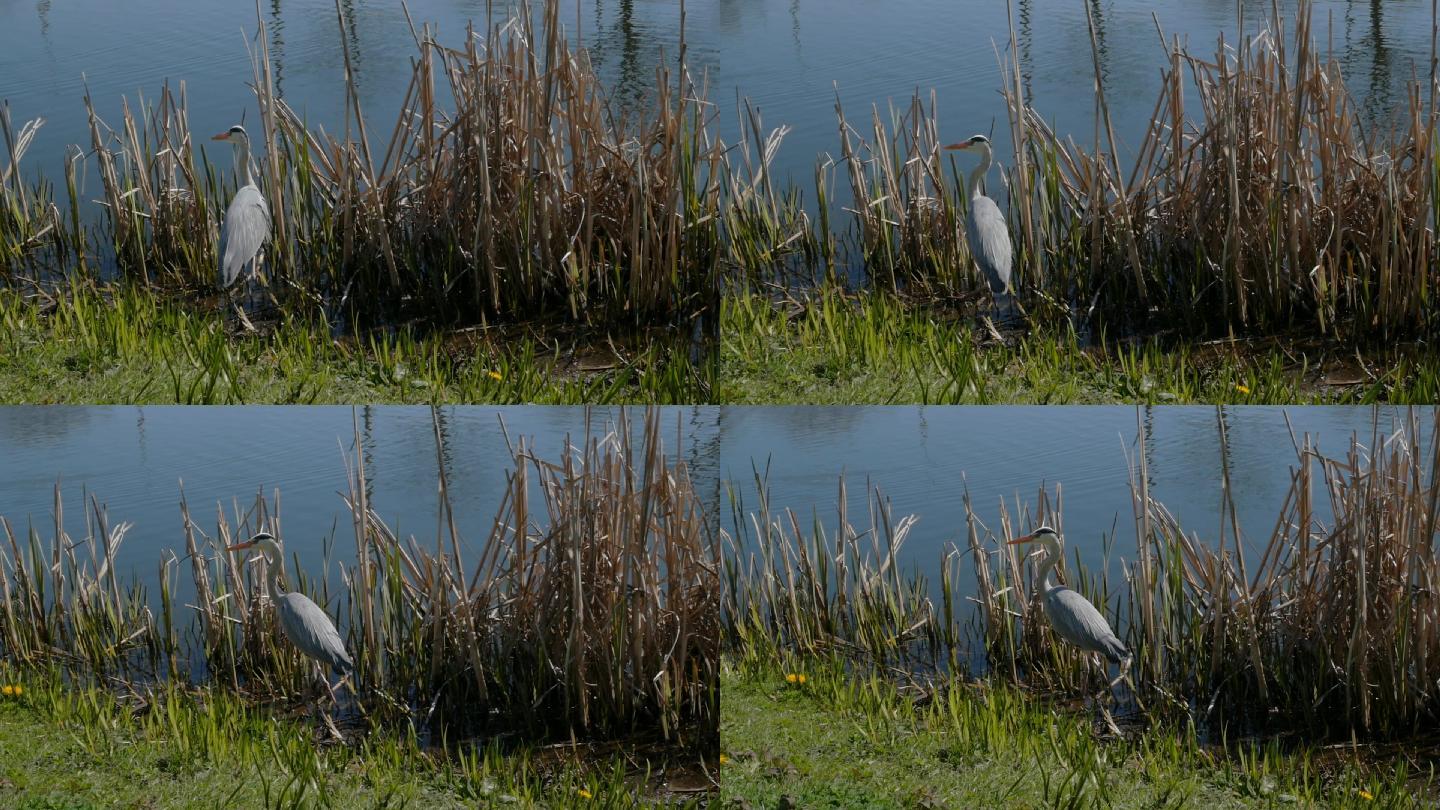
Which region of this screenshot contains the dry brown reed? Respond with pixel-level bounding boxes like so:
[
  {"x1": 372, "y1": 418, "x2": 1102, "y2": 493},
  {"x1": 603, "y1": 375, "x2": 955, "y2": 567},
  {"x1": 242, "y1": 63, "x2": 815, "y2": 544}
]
[
  {"x1": 1, "y1": 106, "x2": 68, "y2": 272},
  {"x1": 1000, "y1": 2, "x2": 1440, "y2": 340}
]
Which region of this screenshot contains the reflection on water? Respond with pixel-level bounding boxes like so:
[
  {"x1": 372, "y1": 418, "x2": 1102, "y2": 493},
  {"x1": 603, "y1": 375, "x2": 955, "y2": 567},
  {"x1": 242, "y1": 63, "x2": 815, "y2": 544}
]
[
  {"x1": 589, "y1": 0, "x2": 646, "y2": 108},
  {"x1": 1344, "y1": 0, "x2": 1399, "y2": 129},
  {"x1": 270, "y1": 1, "x2": 287, "y2": 97}
]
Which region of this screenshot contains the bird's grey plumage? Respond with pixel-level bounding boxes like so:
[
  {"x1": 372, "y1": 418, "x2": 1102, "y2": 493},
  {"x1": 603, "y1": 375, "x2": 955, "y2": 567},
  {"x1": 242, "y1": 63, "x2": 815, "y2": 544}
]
[
  {"x1": 229, "y1": 532, "x2": 353, "y2": 674},
  {"x1": 1042, "y1": 586, "x2": 1129, "y2": 664},
  {"x1": 218, "y1": 184, "x2": 270, "y2": 288},
  {"x1": 213, "y1": 125, "x2": 270, "y2": 289},
  {"x1": 966, "y1": 194, "x2": 1012, "y2": 295},
  {"x1": 274, "y1": 591, "x2": 354, "y2": 672}
]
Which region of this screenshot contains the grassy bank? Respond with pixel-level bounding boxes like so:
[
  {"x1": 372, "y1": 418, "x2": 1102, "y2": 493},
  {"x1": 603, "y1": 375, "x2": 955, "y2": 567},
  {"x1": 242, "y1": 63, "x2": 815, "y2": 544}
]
[
  {"x1": 720, "y1": 289, "x2": 1440, "y2": 404},
  {"x1": 720, "y1": 658, "x2": 1429, "y2": 808},
  {"x1": 0, "y1": 670, "x2": 702, "y2": 808},
  {"x1": 0, "y1": 283, "x2": 710, "y2": 403}
]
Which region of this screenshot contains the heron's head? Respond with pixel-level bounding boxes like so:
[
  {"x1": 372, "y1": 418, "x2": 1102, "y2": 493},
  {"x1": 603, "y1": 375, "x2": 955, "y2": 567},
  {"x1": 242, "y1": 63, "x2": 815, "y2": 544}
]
[
  {"x1": 1008, "y1": 525, "x2": 1060, "y2": 552},
  {"x1": 212, "y1": 125, "x2": 249, "y2": 145},
  {"x1": 942, "y1": 134, "x2": 991, "y2": 152},
  {"x1": 226, "y1": 531, "x2": 281, "y2": 562}
]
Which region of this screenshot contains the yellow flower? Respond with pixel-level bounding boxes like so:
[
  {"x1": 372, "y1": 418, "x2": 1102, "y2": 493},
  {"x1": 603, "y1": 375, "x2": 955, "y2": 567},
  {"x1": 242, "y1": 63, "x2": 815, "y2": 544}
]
[
  {"x1": 797, "y1": 674, "x2": 807, "y2": 684},
  {"x1": 785, "y1": 673, "x2": 798, "y2": 683},
  {"x1": 719, "y1": 753, "x2": 730, "y2": 765},
  {"x1": 1, "y1": 684, "x2": 21, "y2": 696},
  {"x1": 1358, "y1": 790, "x2": 1374, "y2": 801},
  {"x1": 487, "y1": 370, "x2": 503, "y2": 381},
  {"x1": 1235, "y1": 383, "x2": 1251, "y2": 394},
  {"x1": 577, "y1": 788, "x2": 593, "y2": 800}
]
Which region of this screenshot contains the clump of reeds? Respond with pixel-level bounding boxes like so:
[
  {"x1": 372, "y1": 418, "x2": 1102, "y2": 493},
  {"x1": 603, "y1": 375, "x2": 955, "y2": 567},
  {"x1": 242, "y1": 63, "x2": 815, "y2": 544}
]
[
  {"x1": 831, "y1": 91, "x2": 972, "y2": 296},
  {"x1": 0, "y1": 407, "x2": 716, "y2": 745},
  {"x1": 719, "y1": 103, "x2": 834, "y2": 286},
  {"x1": 51, "y1": 0, "x2": 720, "y2": 331},
  {"x1": 1, "y1": 106, "x2": 71, "y2": 273},
  {"x1": 1118, "y1": 410, "x2": 1440, "y2": 737},
  {"x1": 725, "y1": 410, "x2": 1440, "y2": 740},
  {"x1": 1000, "y1": 0, "x2": 1440, "y2": 339},
  {"x1": 721, "y1": 470, "x2": 940, "y2": 668}
]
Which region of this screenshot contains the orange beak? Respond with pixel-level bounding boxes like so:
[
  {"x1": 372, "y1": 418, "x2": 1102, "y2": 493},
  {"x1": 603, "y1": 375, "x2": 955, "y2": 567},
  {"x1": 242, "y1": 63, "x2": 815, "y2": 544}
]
[
  {"x1": 1008, "y1": 532, "x2": 1038, "y2": 545},
  {"x1": 212, "y1": 132, "x2": 232, "y2": 141},
  {"x1": 226, "y1": 540, "x2": 256, "y2": 551},
  {"x1": 942, "y1": 142, "x2": 971, "y2": 150}
]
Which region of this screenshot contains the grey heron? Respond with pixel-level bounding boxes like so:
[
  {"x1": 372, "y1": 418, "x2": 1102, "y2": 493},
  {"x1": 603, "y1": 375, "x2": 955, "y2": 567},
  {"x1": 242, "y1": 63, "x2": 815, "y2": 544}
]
[
  {"x1": 1009, "y1": 526, "x2": 1130, "y2": 687},
  {"x1": 212, "y1": 125, "x2": 270, "y2": 292},
  {"x1": 226, "y1": 532, "x2": 353, "y2": 693},
  {"x1": 943, "y1": 134, "x2": 1014, "y2": 314}
]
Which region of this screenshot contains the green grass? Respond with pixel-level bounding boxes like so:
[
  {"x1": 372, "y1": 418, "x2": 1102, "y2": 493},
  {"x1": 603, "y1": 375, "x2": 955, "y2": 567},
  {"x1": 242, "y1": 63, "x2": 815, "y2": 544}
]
[
  {"x1": 720, "y1": 657, "x2": 1430, "y2": 809},
  {"x1": 0, "y1": 283, "x2": 710, "y2": 404},
  {"x1": 720, "y1": 289, "x2": 1440, "y2": 404},
  {"x1": 0, "y1": 672, "x2": 704, "y2": 809}
]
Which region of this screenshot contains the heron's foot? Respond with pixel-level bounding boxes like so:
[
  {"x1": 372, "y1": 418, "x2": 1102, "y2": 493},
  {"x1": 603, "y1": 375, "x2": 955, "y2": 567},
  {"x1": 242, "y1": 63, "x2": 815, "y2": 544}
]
[
  {"x1": 1097, "y1": 704, "x2": 1122, "y2": 737},
  {"x1": 231, "y1": 301, "x2": 257, "y2": 333},
  {"x1": 320, "y1": 708, "x2": 344, "y2": 741},
  {"x1": 320, "y1": 674, "x2": 342, "y2": 707}
]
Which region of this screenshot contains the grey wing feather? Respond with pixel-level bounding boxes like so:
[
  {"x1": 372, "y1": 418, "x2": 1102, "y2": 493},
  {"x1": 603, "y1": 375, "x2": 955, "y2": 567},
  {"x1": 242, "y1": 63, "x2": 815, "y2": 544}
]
[
  {"x1": 1044, "y1": 587, "x2": 1129, "y2": 664},
  {"x1": 218, "y1": 185, "x2": 270, "y2": 288},
  {"x1": 275, "y1": 592, "x2": 353, "y2": 672},
  {"x1": 966, "y1": 195, "x2": 1013, "y2": 294}
]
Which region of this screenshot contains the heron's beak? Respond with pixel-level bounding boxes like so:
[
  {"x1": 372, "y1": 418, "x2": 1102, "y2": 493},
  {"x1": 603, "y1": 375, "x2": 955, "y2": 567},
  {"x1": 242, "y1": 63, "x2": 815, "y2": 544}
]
[
  {"x1": 942, "y1": 142, "x2": 971, "y2": 150},
  {"x1": 212, "y1": 132, "x2": 232, "y2": 141},
  {"x1": 1007, "y1": 532, "x2": 1037, "y2": 545},
  {"x1": 226, "y1": 540, "x2": 256, "y2": 551}
]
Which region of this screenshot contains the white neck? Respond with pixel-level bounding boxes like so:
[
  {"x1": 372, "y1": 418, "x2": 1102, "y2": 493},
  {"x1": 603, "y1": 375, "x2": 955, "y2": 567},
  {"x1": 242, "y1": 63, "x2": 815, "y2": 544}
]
[
  {"x1": 256, "y1": 539, "x2": 286, "y2": 599},
  {"x1": 1033, "y1": 533, "x2": 1062, "y2": 595},
  {"x1": 235, "y1": 137, "x2": 254, "y2": 188},
  {"x1": 968, "y1": 142, "x2": 993, "y2": 199}
]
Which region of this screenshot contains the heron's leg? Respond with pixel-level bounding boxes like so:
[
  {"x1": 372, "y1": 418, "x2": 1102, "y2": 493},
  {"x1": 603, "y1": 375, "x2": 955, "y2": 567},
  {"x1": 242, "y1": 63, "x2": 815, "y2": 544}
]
[
  {"x1": 313, "y1": 662, "x2": 345, "y2": 740},
  {"x1": 322, "y1": 671, "x2": 341, "y2": 706},
  {"x1": 1106, "y1": 657, "x2": 1130, "y2": 690},
  {"x1": 1089, "y1": 653, "x2": 1112, "y2": 702}
]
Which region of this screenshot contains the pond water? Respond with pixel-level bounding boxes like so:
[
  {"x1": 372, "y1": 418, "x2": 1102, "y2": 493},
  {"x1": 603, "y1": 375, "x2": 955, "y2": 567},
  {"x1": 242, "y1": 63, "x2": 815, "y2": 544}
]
[
  {"x1": 0, "y1": 405, "x2": 720, "y2": 587},
  {"x1": 2, "y1": 1, "x2": 1433, "y2": 202},
  {"x1": 722, "y1": 406, "x2": 1434, "y2": 586}
]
